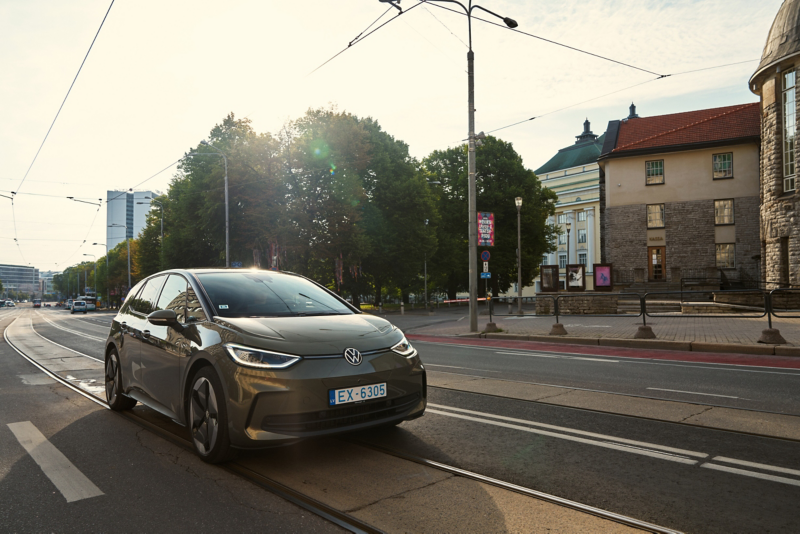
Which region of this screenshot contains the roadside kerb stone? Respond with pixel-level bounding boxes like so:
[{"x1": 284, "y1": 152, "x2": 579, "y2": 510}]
[
  {"x1": 690, "y1": 342, "x2": 776, "y2": 355},
  {"x1": 776, "y1": 346, "x2": 800, "y2": 357},
  {"x1": 598, "y1": 338, "x2": 693, "y2": 351}
]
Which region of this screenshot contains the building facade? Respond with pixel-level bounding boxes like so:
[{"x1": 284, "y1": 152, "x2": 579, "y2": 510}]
[
  {"x1": 0, "y1": 264, "x2": 39, "y2": 296},
  {"x1": 533, "y1": 119, "x2": 604, "y2": 291},
  {"x1": 750, "y1": 0, "x2": 800, "y2": 288},
  {"x1": 598, "y1": 104, "x2": 762, "y2": 284},
  {"x1": 106, "y1": 190, "x2": 155, "y2": 251}
]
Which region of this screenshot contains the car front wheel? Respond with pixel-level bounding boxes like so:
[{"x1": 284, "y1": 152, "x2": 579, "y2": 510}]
[{"x1": 188, "y1": 367, "x2": 234, "y2": 464}]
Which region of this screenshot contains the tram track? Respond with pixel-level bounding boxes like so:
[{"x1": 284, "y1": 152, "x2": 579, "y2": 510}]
[{"x1": 3, "y1": 311, "x2": 683, "y2": 534}]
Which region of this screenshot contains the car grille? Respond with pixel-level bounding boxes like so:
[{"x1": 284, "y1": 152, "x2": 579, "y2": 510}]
[{"x1": 261, "y1": 392, "x2": 421, "y2": 434}]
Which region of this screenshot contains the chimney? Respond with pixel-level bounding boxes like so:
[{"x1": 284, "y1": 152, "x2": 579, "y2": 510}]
[{"x1": 628, "y1": 102, "x2": 639, "y2": 119}]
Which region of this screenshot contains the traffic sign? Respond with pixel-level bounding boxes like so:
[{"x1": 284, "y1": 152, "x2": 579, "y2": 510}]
[
  {"x1": 231, "y1": 262, "x2": 243, "y2": 268},
  {"x1": 481, "y1": 250, "x2": 491, "y2": 261},
  {"x1": 480, "y1": 272, "x2": 491, "y2": 279},
  {"x1": 483, "y1": 262, "x2": 489, "y2": 272}
]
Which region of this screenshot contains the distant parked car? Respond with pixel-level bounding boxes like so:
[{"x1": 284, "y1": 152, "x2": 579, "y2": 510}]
[
  {"x1": 72, "y1": 301, "x2": 87, "y2": 314},
  {"x1": 6, "y1": 301, "x2": 16, "y2": 308},
  {"x1": 65, "y1": 299, "x2": 73, "y2": 310}
]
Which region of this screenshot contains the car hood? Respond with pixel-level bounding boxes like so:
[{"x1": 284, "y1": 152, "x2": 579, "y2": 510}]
[{"x1": 214, "y1": 314, "x2": 397, "y2": 345}]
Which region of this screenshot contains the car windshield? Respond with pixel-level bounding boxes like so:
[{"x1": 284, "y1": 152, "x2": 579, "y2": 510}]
[{"x1": 196, "y1": 271, "x2": 354, "y2": 318}]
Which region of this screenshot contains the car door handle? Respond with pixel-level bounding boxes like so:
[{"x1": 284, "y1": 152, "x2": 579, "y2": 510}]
[{"x1": 142, "y1": 330, "x2": 150, "y2": 339}]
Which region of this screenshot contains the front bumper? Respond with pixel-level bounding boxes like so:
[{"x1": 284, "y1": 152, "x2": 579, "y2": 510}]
[{"x1": 220, "y1": 349, "x2": 426, "y2": 448}]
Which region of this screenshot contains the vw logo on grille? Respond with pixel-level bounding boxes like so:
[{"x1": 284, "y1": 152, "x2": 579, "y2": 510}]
[{"x1": 343, "y1": 348, "x2": 362, "y2": 366}]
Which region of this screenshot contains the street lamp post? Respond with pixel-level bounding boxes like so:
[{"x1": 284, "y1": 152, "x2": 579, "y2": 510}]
[
  {"x1": 565, "y1": 221, "x2": 572, "y2": 286},
  {"x1": 108, "y1": 224, "x2": 131, "y2": 290},
  {"x1": 394, "y1": 0, "x2": 517, "y2": 332},
  {"x1": 188, "y1": 141, "x2": 229, "y2": 267},
  {"x1": 515, "y1": 197, "x2": 522, "y2": 314},
  {"x1": 93, "y1": 243, "x2": 109, "y2": 308}
]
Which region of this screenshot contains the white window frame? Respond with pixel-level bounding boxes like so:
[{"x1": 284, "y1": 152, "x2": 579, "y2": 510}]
[
  {"x1": 557, "y1": 214, "x2": 567, "y2": 224},
  {"x1": 784, "y1": 68, "x2": 796, "y2": 193},
  {"x1": 558, "y1": 233, "x2": 567, "y2": 245},
  {"x1": 646, "y1": 160, "x2": 665, "y2": 185},
  {"x1": 578, "y1": 253, "x2": 587, "y2": 265},
  {"x1": 578, "y1": 229, "x2": 587, "y2": 243},
  {"x1": 577, "y1": 211, "x2": 587, "y2": 222},
  {"x1": 558, "y1": 254, "x2": 567, "y2": 269}
]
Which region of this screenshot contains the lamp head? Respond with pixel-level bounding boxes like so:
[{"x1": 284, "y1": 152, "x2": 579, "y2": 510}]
[
  {"x1": 503, "y1": 17, "x2": 518, "y2": 28},
  {"x1": 515, "y1": 197, "x2": 522, "y2": 208},
  {"x1": 200, "y1": 140, "x2": 209, "y2": 146},
  {"x1": 566, "y1": 222, "x2": 571, "y2": 231}
]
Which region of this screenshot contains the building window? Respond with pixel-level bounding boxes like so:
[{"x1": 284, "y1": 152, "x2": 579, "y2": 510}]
[
  {"x1": 714, "y1": 199, "x2": 734, "y2": 225},
  {"x1": 578, "y1": 229, "x2": 587, "y2": 243},
  {"x1": 559, "y1": 254, "x2": 567, "y2": 269},
  {"x1": 646, "y1": 160, "x2": 664, "y2": 185},
  {"x1": 558, "y1": 233, "x2": 567, "y2": 245},
  {"x1": 577, "y1": 211, "x2": 587, "y2": 222},
  {"x1": 647, "y1": 204, "x2": 665, "y2": 228},
  {"x1": 557, "y1": 213, "x2": 567, "y2": 224},
  {"x1": 578, "y1": 253, "x2": 587, "y2": 265},
  {"x1": 784, "y1": 69, "x2": 797, "y2": 192},
  {"x1": 542, "y1": 255, "x2": 548, "y2": 266},
  {"x1": 716, "y1": 244, "x2": 736, "y2": 269},
  {"x1": 713, "y1": 153, "x2": 733, "y2": 179}
]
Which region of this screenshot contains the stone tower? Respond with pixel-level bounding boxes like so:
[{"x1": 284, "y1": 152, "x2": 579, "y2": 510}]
[{"x1": 750, "y1": 0, "x2": 800, "y2": 287}]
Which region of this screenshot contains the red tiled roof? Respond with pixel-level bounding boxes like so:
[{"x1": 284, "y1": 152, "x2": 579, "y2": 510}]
[{"x1": 612, "y1": 103, "x2": 760, "y2": 154}]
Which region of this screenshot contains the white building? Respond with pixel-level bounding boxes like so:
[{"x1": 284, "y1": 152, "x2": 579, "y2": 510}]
[{"x1": 106, "y1": 190, "x2": 156, "y2": 251}]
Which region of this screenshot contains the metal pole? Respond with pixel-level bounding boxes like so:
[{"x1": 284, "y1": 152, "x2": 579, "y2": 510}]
[
  {"x1": 467, "y1": 47, "x2": 478, "y2": 332},
  {"x1": 224, "y1": 155, "x2": 229, "y2": 267},
  {"x1": 517, "y1": 204, "x2": 522, "y2": 315},
  {"x1": 105, "y1": 254, "x2": 109, "y2": 308},
  {"x1": 424, "y1": 253, "x2": 428, "y2": 312},
  {"x1": 126, "y1": 236, "x2": 131, "y2": 289}
]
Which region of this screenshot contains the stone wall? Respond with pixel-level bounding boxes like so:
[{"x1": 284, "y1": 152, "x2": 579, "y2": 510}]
[
  {"x1": 664, "y1": 199, "x2": 716, "y2": 271},
  {"x1": 536, "y1": 293, "x2": 619, "y2": 315},
  {"x1": 759, "y1": 72, "x2": 800, "y2": 288},
  {"x1": 733, "y1": 196, "x2": 761, "y2": 275},
  {"x1": 604, "y1": 204, "x2": 647, "y2": 270},
  {"x1": 713, "y1": 292, "x2": 766, "y2": 308}
]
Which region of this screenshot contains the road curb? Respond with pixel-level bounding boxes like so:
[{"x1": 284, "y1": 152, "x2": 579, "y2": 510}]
[{"x1": 459, "y1": 332, "x2": 798, "y2": 358}]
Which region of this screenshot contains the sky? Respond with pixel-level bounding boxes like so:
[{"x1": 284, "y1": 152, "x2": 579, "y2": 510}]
[{"x1": 0, "y1": 0, "x2": 784, "y2": 271}]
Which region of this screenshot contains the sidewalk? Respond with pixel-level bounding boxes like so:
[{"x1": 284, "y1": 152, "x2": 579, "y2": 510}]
[{"x1": 383, "y1": 308, "x2": 800, "y2": 355}]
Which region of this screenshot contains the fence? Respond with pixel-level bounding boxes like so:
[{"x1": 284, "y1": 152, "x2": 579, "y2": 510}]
[{"x1": 486, "y1": 288, "x2": 800, "y2": 342}]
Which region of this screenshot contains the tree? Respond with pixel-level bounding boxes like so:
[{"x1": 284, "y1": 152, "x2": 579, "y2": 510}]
[{"x1": 423, "y1": 136, "x2": 557, "y2": 297}]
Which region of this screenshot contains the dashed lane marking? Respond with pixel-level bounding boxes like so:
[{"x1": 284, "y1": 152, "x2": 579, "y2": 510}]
[{"x1": 7, "y1": 421, "x2": 104, "y2": 502}]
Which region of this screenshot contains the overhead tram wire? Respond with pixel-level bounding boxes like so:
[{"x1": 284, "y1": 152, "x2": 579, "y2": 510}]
[
  {"x1": 422, "y1": 1, "x2": 665, "y2": 77},
  {"x1": 14, "y1": 0, "x2": 116, "y2": 195},
  {"x1": 308, "y1": 1, "x2": 425, "y2": 76},
  {"x1": 481, "y1": 59, "x2": 760, "y2": 137}
]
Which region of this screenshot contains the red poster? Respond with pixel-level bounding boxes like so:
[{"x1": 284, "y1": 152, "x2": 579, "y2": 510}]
[{"x1": 478, "y1": 212, "x2": 494, "y2": 246}]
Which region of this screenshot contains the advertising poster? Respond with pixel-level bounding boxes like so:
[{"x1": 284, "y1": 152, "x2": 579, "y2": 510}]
[
  {"x1": 566, "y1": 264, "x2": 586, "y2": 292},
  {"x1": 478, "y1": 212, "x2": 495, "y2": 246},
  {"x1": 593, "y1": 264, "x2": 613, "y2": 292},
  {"x1": 540, "y1": 265, "x2": 559, "y2": 292}
]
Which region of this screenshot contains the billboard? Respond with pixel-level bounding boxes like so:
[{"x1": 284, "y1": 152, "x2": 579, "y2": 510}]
[{"x1": 478, "y1": 212, "x2": 494, "y2": 246}]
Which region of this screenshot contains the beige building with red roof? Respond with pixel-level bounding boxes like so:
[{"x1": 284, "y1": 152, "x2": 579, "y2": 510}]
[{"x1": 597, "y1": 103, "x2": 761, "y2": 286}]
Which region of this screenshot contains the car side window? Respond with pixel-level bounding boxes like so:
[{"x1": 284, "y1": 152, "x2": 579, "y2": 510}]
[
  {"x1": 131, "y1": 276, "x2": 166, "y2": 315},
  {"x1": 156, "y1": 275, "x2": 187, "y2": 323},
  {"x1": 120, "y1": 281, "x2": 145, "y2": 314},
  {"x1": 186, "y1": 286, "x2": 207, "y2": 322}
]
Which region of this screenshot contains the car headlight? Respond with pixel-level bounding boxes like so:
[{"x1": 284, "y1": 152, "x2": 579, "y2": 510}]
[
  {"x1": 224, "y1": 343, "x2": 301, "y2": 369},
  {"x1": 391, "y1": 335, "x2": 417, "y2": 358}
]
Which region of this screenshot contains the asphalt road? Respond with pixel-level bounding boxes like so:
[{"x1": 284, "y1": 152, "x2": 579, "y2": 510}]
[{"x1": 5, "y1": 307, "x2": 800, "y2": 533}]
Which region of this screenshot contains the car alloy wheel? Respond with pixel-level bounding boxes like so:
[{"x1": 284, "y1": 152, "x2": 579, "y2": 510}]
[
  {"x1": 105, "y1": 349, "x2": 136, "y2": 411},
  {"x1": 190, "y1": 377, "x2": 219, "y2": 455},
  {"x1": 188, "y1": 367, "x2": 234, "y2": 463}
]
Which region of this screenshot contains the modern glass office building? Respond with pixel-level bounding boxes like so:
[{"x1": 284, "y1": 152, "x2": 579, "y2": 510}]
[
  {"x1": 106, "y1": 190, "x2": 155, "y2": 251},
  {"x1": 0, "y1": 264, "x2": 39, "y2": 295}
]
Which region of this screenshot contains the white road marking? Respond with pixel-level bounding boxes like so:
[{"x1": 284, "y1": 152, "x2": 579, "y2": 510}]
[
  {"x1": 28, "y1": 322, "x2": 103, "y2": 362},
  {"x1": 425, "y1": 364, "x2": 500, "y2": 373},
  {"x1": 35, "y1": 312, "x2": 105, "y2": 342},
  {"x1": 7, "y1": 421, "x2": 104, "y2": 502},
  {"x1": 429, "y1": 403, "x2": 707, "y2": 458},
  {"x1": 713, "y1": 456, "x2": 800, "y2": 477},
  {"x1": 497, "y1": 351, "x2": 618, "y2": 363},
  {"x1": 647, "y1": 388, "x2": 738, "y2": 399},
  {"x1": 426, "y1": 409, "x2": 698, "y2": 465},
  {"x1": 702, "y1": 463, "x2": 800, "y2": 487}
]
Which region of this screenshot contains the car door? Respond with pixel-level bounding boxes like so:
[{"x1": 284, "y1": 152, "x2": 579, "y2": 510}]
[
  {"x1": 128, "y1": 275, "x2": 166, "y2": 396},
  {"x1": 115, "y1": 281, "x2": 145, "y2": 392},
  {"x1": 139, "y1": 274, "x2": 190, "y2": 418}
]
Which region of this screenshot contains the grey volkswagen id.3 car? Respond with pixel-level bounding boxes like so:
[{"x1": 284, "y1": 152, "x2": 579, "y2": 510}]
[{"x1": 104, "y1": 269, "x2": 426, "y2": 463}]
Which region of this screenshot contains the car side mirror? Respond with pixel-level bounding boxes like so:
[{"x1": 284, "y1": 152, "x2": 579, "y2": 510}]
[{"x1": 147, "y1": 309, "x2": 181, "y2": 329}]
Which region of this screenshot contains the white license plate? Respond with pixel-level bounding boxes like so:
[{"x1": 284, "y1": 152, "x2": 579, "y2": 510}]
[{"x1": 329, "y1": 383, "x2": 386, "y2": 406}]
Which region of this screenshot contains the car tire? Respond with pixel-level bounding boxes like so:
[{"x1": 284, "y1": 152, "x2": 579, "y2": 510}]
[
  {"x1": 188, "y1": 367, "x2": 235, "y2": 464},
  {"x1": 105, "y1": 348, "x2": 136, "y2": 411}
]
